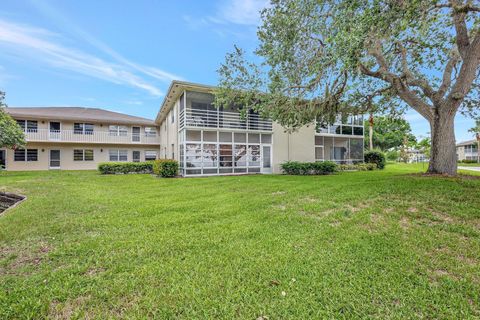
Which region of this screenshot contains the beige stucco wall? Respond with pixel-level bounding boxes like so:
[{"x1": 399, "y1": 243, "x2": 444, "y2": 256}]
[
  {"x1": 456, "y1": 146, "x2": 466, "y2": 161},
  {"x1": 271, "y1": 123, "x2": 316, "y2": 173},
  {"x1": 1, "y1": 143, "x2": 160, "y2": 171},
  {"x1": 159, "y1": 97, "x2": 179, "y2": 161}
]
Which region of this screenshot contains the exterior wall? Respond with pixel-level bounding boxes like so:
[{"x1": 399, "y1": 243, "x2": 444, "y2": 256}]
[
  {"x1": 271, "y1": 123, "x2": 316, "y2": 173},
  {"x1": 456, "y1": 146, "x2": 466, "y2": 161},
  {"x1": 457, "y1": 144, "x2": 479, "y2": 161},
  {"x1": 15, "y1": 118, "x2": 160, "y2": 145},
  {"x1": 159, "y1": 100, "x2": 179, "y2": 160},
  {"x1": 1, "y1": 144, "x2": 160, "y2": 171}
]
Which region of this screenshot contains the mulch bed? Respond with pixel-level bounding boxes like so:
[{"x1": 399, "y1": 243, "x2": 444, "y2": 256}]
[{"x1": 0, "y1": 192, "x2": 26, "y2": 214}]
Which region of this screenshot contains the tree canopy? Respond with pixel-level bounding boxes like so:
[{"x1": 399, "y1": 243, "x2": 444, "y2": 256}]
[
  {"x1": 365, "y1": 117, "x2": 416, "y2": 151},
  {"x1": 0, "y1": 91, "x2": 25, "y2": 149},
  {"x1": 216, "y1": 0, "x2": 480, "y2": 175}
]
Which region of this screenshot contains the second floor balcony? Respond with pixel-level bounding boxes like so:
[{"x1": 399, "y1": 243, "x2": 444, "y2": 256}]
[
  {"x1": 23, "y1": 129, "x2": 160, "y2": 145},
  {"x1": 179, "y1": 108, "x2": 273, "y2": 131}
]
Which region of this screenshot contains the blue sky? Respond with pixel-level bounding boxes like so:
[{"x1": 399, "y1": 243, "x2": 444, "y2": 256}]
[{"x1": 0, "y1": 0, "x2": 476, "y2": 142}]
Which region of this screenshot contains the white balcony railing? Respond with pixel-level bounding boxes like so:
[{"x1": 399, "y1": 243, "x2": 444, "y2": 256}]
[
  {"x1": 24, "y1": 129, "x2": 160, "y2": 144},
  {"x1": 180, "y1": 108, "x2": 272, "y2": 131}
]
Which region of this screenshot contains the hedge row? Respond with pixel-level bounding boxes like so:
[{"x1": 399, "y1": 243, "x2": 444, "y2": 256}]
[
  {"x1": 153, "y1": 159, "x2": 179, "y2": 177},
  {"x1": 459, "y1": 159, "x2": 479, "y2": 164},
  {"x1": 338, "y1": 163, "x2": 377, "y2": 171},
  {"x1": 281, "y1": 161, "x2": 337, "y2": 175},
  {"x1": 98, "y1": 161, "x2": 154, "y2": 174}
]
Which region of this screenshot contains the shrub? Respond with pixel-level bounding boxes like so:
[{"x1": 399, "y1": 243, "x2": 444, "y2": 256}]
[
  {"x1": 364, "y1": 150, "x2": 386, "y2": 169},
  {"x1": 311, "y1": 161, "x2": 337, "y2": 174},
  {"x1": 153, "y1": 159, "x2": 179, "y2": 177},
  {"x1": 281, "y1": 161, "x2": 337, "y2": 175},
  {"x1": 98, "y1": 161, "x2": 154, "y2": 174},
  {"x1": 459, "y1": 159, "x2": 479, "y2": 164},
  {"x1": 337, "y1": 163, "x2": 377, "y2": 171}
]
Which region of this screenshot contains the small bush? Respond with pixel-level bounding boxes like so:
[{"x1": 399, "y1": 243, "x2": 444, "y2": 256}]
[
  {"x1": 459, "y1": 159, "x2": 479, "y2": 164},
  {"x1": 338, "y1": 163, "x2": 377, "y2": 171},
  {"x1": 98, "y1": 161, "x2": 153, "y2": 174},
  {"x1": 281, "y1": 161, "x2": 337, "y2": 175},
  {"x1": 153, "y1": 159, "x2": 179, "y2": 177},
  {"x1": 364, "y1": 150, "x2": 386, "y2": 169}
]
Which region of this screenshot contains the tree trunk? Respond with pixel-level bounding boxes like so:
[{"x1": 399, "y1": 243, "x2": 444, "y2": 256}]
[
  {"x1": 427, "y1": 110, "x2": 457, "y2": 175},
  {"x1": 369, "y1": 113, "x2": 374, "y2": 150}
]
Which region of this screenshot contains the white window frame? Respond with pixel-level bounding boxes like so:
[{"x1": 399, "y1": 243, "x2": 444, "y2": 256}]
[
  {"x1": 145, "y1": 150, "x2": 158, "y2": 161},
  {"x1": 14, "y1": 149, "x2": 38, "y2": 162},
  {"x1": 109, "y1": 125, "x2": 128, "y2": 136},
  {"x1": 109, "y1": 149, "x2": 128, "y2": 162},
  {"x1": 73, "y1": 149, "x2": 94, "y2": 161}
]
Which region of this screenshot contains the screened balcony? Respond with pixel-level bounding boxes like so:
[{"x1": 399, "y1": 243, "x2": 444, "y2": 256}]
[
  {"x1": 178, "y1": 91, "x2": 272, "y2": 131},
  {"x1": 315, "y1": 115, "x2": 364, "y2": 137}
]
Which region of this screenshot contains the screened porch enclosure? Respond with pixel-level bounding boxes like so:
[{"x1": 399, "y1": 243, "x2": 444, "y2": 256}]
[
  {"x1": 178, "y1": 91, "x2": 272, "y2": 131},
  {"x1": 315, "y1": 136, "x2": 364, "y2": 163},
  {"x1": 179, "y1": 129, "x2": 272, "y2": 176}
]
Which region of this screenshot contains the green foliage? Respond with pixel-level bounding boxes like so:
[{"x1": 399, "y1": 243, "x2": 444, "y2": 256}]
[
  {"x1": 386, "y1": 150, "x2": 400, "y2": 161},
  {"x1": 98, "y1": 162, "x2": 153, "y2": 174},
  {"x1": 0, "y1": 92, "x2": 25, "y2": 149},
  {"x1": 281, "y1": 161, "x2": 337, "y2": 175},
  {"x1": 364, "y1": 150, "x2": 386, "y2": 169},
  {"x1": 459, "y1": 159, "x2": 479, "y2": 164},
  {"x1": 338, "y1": 163, "x2": 377, "y2": 171},
  {"x1": 365, "y1": 117, "x2": 416, "y2": 151},
  {"x1": 153, "y1": 159, "x2": 179, "y2": 177},
  {"x1": 415, "y1": 137, "x2": 431, "y2": 158},
  {"x1": 468, "y1": 118, "x2": 480, "y2": 140}
]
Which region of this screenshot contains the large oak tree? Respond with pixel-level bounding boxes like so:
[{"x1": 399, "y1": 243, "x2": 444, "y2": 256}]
[{"x1": 216, "y1": 0, "x2": 480, "y2": 175}]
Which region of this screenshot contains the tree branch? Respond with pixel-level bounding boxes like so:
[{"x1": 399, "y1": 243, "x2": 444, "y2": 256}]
[
  {"x1": 436, "y1": 48, "x2": 461, "y2": 99},
  {"x1": 448, "y1": 0, "x2": 472, "y2": 58}
]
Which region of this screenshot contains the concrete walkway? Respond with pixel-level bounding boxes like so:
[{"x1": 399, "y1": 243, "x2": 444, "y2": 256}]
[{"x1": 458, "y1": 166, "x2": 480, "y2": 172}]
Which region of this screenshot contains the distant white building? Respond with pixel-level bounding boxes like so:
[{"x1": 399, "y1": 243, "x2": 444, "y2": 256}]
[{"x1": 456, "y1": 139, "x2": 479, "y2": 162}]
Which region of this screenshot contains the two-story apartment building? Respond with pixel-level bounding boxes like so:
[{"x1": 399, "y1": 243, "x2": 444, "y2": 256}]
[
  {"x1": 456, "y1": 139, "x2": 479, "y2": 162},
  {"x1": 1, "y1": 81, "x2": 365, "y2": 175},
  {"x1": 156, "y1": 81, "x2": 364, "y2": 176},
  {"x1": 0, "y1": 107, "x2": 160, "y2": 170}
]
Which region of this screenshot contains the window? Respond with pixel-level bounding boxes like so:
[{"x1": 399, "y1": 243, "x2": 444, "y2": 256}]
[
  {"x1": 74, "y1": 123, "x2": 94, "y2": 135},
  {"x1": 16, "y1": 120, "x2": 38, "y2": 133},
  {"x1": 109, "y1": 150, "x2": 128, "y2": 161},
  {"x1": 74, "y1": 149, "x2": 83, "y2": 161},
  {"x1": 74, "y1": 149, "x2": 94, "y2": 161},
  {"x1": 133, "y1": 151, "x2": 141, "y2": 162},
  {"x1": 14, "y1": 149, "x2": 38, "y2": 161},
  {"x1": 85, "y1": 150, "x2": 94, "y2": 161},
  {"x1": 145, "y1": 127, "x2": 157, "y2": 137},
  {"x1": 145, "y1": 151, "x2": 157, "y2": 161},
  {"x1": 171, "y1": 111, "x2": 175, "y2": 123},
  {"x1": 109, "y1": 125, "x2": 128, "y2": 136},
  {"x1": 171, "y1": 144, "x2": 175, "y2": 159}
]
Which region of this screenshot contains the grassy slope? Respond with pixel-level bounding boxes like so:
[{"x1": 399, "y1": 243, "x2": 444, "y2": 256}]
[{"x1": 0, "y1": 164, "x2": 479, "y2": 319}]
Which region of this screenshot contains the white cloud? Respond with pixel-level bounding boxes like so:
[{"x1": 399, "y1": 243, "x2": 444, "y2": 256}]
[
  {"x1": 218, "y1": 0, "x2": 270, "y2": 26},
  {"x1": 0, "y1": 18, "x2": 177, "y2": 96},
  {"x1": 182, "y1": 0, "x2": 269, "y2": 38}
]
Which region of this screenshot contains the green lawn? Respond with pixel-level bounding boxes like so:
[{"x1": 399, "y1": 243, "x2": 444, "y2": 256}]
[{"x1": 1, "y1": 164, "x2": 479, "y2": 319}]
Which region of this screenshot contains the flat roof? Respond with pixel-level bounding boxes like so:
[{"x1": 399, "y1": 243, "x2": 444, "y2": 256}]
[
  {"x1": 6, "y1": 107, "x2": 157, "y2": 126},
  {"x1": 456, "y1": 139, "x2": 477, "y2": 147},
  {"x1": 155, "y1": 80, "x2": 215, "y2": 124}
]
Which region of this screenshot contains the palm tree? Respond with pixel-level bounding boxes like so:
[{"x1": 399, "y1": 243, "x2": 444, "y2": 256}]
[{"x1": 468, "y1": 119, "x2": 480, "y2": 163}]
